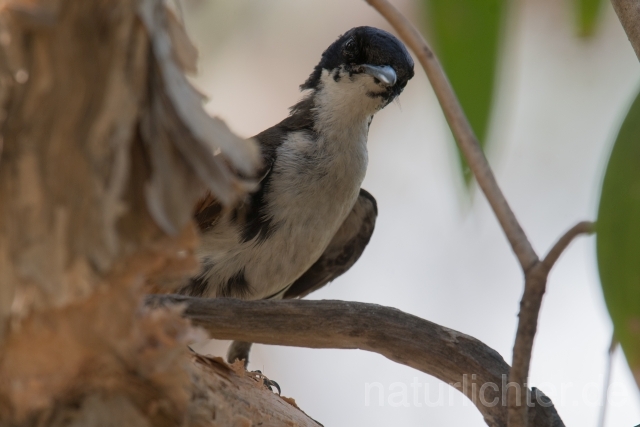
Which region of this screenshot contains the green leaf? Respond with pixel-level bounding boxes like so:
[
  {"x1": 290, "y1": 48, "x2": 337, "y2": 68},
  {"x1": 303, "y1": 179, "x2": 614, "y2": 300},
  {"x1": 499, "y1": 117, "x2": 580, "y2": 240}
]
[
  {"x1": 422, "y1": 0, "x2": 506, "y2": 185},
  {"x1": 597, "y1": 89, "x2": 640, "y2": 389},
  {"x1": 575, "y1": 0, "x2": 604, "y2": 37}
]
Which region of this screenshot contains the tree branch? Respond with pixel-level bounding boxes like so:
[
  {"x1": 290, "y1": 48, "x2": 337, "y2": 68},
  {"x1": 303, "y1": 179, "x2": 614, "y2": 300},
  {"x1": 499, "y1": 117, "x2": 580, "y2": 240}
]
[
  {"x1": 611, "y1": 0, "x2": 640, "y2": 61},
  {"x1": 361, "y1": 2, "x2": 598, "y2": 425},
  {"x1": 598, "y1": 335, "x2": 618, "y2": 427},
  {"x1": 542, "y1": 221, "x2": 595, "y2": 270},
  {"x1": 147, "y1": 295, "x2": 566, "y2": 427},
  {"x1": 364, "y1": 0, "x2": 539, "y2": 272},
  {"x1": 509, "y1": 221, "x2": 594, "y2": 426}
]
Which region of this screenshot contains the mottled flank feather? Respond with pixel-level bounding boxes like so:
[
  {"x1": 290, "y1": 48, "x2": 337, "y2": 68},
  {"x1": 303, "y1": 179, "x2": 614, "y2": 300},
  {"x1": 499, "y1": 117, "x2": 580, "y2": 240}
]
[{"x1": 221, "y1": 269, "x2": 252, "y2": 298}]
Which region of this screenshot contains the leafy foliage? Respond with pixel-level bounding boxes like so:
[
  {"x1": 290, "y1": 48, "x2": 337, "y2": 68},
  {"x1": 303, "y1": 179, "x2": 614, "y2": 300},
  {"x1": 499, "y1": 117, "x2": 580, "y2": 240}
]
[
  {"x1": 421, "y1": 0, "x2": 506, "y2": 185},
  {"x1": 421, "y1": 0, "x2": 606, "y2": 185},
  {"x1": 575, "y1": 0, "x2": 604, "y2": 37},
  {"x1": 597, "y1": 89, "x2": 640, "y2": 384}
]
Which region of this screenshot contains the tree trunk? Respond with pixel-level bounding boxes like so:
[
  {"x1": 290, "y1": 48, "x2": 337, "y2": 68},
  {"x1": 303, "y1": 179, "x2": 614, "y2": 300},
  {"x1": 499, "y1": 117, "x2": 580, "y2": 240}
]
[{"x1": 0, "y1": 1, "x2": 314, "y2": 425}]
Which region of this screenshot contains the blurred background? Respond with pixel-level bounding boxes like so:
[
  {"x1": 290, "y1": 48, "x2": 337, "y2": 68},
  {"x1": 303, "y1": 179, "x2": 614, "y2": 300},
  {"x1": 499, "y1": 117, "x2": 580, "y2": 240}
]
[{"x1": 181, "y1": 0, "x2": 640, "y2": 425}]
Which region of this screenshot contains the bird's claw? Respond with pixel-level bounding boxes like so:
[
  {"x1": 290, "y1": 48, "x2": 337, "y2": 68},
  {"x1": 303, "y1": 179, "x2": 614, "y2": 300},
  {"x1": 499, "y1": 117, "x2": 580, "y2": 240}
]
[{"x1": 250, "y1": 370, "x2": 281, "y2": 395}]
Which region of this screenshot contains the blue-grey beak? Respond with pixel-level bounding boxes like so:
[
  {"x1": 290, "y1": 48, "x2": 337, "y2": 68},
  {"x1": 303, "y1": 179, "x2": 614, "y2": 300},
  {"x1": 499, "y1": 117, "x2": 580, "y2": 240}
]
[{"x1": 360, "y1": 64, "x2": 397, "y2": 86}]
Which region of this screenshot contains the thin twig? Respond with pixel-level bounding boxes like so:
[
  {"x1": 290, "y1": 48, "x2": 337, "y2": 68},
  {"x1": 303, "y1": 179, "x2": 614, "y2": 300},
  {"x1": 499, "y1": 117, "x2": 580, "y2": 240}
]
[
  {"x1": 542, "y1": 221, "x2": 595, "y2": 270},
  {"x1": 146, "y1": 295, "x2": 566, "y2": 427},
  {"x1": 364, "y1": 0, "x2": 538, "y2": 272},
  {"x1": 610, "y1": 0, "x2": 640, "y2": 61},
  {"x1": 598, "y1": 335, "x2": 618, "y2": 427},
  {"x1": 509, "y1": 221, "x2": 594, "y2": 426},
  {"x1": 362, "y1": 2, "x2": 597, "y2": 426}
]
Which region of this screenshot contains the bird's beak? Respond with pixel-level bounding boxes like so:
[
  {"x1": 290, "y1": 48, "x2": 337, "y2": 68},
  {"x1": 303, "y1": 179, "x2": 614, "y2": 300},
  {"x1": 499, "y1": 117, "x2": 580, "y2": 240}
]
[{"x1": 360, "y1": 64, "x2": 397, "y2": 86}]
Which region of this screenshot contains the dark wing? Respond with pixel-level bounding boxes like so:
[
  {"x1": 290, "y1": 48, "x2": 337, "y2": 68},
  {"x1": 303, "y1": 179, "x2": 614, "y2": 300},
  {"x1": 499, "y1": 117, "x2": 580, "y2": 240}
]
[
  {"x1": 193, "y1": 192, "x2": 223, "y2": 232},
  {"x1": 193, "y1": 96, "x2": 316, "y2": 233},
  {"x1": 283, "y1": 189, "x2": 378, "y2": 299}
]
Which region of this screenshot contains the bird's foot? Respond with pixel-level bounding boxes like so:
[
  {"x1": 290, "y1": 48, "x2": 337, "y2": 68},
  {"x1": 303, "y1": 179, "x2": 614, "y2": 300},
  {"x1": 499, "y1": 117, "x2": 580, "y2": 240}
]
[{"x1": 248, "y1": 369, "x2": 281, "y2": 395}]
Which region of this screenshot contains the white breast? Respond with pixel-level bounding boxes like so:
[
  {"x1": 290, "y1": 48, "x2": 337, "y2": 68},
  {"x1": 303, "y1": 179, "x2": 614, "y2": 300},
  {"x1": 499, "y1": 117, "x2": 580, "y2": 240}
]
[
  {"x1": 252, "y1": 122, "x2": 369, "y2": 297},
  {"x1": 196, "y1": 68, "x2": 387, "y2": 299}
]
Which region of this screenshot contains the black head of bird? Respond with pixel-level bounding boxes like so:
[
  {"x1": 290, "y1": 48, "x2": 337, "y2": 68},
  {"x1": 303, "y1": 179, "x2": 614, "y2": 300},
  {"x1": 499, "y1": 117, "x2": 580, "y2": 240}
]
[{"x1": 301, "y1": 26, "x2": 414, "y2": 108}]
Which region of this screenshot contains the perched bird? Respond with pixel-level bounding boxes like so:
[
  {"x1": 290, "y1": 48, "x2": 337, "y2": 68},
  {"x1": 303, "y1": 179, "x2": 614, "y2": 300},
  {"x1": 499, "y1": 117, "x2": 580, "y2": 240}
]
[{"x1": 180, "y1": 26, "x2": 414, "y2": 362}]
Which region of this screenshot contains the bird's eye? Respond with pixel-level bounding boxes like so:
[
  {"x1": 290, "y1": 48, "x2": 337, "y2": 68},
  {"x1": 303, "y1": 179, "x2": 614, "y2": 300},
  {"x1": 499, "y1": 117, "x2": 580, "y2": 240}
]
[{"x1": 344, "y1": 38, "x2": 356, "y2": 52}]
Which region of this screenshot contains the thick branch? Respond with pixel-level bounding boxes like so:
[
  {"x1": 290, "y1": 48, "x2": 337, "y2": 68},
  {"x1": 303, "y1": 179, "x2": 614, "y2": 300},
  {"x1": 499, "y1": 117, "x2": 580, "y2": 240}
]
[
  {"x1": 364, "y1": 0, "x2": 538, "y2": 272},
  {"x1": 611, "y1": 0, "x2": 640, "y2": 60},
  {"x1": 509, "y1": 221, "x2": 594, "y2": 426},
  {"x1": 147, "y1": 295, "x2": 565, "y2": 427}
]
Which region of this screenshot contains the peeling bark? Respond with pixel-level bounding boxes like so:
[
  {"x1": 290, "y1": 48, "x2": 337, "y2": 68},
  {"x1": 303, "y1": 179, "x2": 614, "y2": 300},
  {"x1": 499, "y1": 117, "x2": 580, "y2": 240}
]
[
  {"x1": 0, "y1": 1, "x2": 314, "y2": 426},
  {"x1": 0, "y1": 0, "x2": 259, "y2": 325}
]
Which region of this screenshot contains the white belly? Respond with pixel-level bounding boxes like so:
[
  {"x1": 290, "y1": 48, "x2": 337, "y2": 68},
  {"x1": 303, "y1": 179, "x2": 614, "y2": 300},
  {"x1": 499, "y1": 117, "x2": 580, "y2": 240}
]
[{"x1": 197, "y1": 129, "x2": 368, "y2": 299}]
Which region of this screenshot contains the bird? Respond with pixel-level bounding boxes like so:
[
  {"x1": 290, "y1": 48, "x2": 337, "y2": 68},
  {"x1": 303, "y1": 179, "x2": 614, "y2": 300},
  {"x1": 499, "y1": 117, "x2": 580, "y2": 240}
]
[{"x1": 179, "y1": 26, "x2": 414, "y2": 364}]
